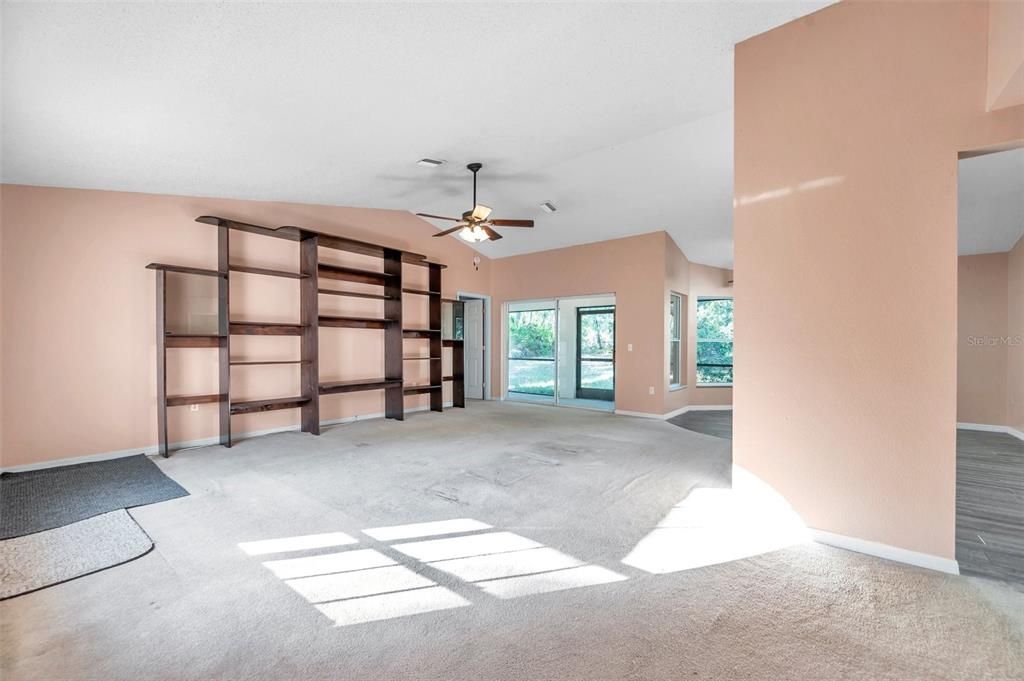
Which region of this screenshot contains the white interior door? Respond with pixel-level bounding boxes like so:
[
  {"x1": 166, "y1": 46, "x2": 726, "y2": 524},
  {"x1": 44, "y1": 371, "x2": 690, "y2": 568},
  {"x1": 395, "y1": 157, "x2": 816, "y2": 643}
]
[{"x1": 464, "y1": 299, "x2": 485, "y2": 399}]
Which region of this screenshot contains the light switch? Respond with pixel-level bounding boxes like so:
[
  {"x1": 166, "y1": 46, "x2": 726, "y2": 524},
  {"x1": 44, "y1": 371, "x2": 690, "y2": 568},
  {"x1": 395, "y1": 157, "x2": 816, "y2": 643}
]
[{"x1": 627, "y1": 343, "x2": 633, "y2": 352}]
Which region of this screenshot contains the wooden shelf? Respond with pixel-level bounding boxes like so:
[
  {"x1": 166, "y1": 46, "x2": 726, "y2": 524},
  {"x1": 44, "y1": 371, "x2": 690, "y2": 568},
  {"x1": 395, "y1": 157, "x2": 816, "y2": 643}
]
[
  {"x1": 147, "y1": 263, "x2": 226, "y2": 278},
  {"x1": 319, "y1": 315, "x2": 394, "y2": 330},
  {"x1": 154, "y1": 219, "x2": 461, "y2": 456},
  {"x1": 229, "y1": 321, "x2": 305, "y2": 336},
  {"x1": 196, "y1": 216, "x2": 444, "y2": 267},
  {"x1": 318, "y1": 264, "x2": 396, "y2": 286},
  {"x1": 403, "y1": 384, "x2": 442, "y2": 395},
  {"x1": 165, "y1": 334, "x2": 225, "y2": 348},
  {"x1": 318, "y1": 288, "x2": 395, "y2": 301},
  {"x1": 197, "y1": 216, "x2": 305, "y2": 242},
  {"x1": 229, "y1": 360, "x2": 309, "y2": 366},
  {"x1": 229, "y1": 264, "x2": 308, "y2": 279},
  {"x1": 403, "y1": 328, "x2": 441, "y2": 338},
  {"x1": 230, "y1": 395, "x2": 310, "y2": 415},
  {"x1": 167, "y1": 393, "x2": 226, "y2": 407},
  {"x1": 406, "y1": 259, "x2": 447, "y2": 270},
  {"x1": 442, "y1": 339, "x2": 465, "y2": 347},
  {"x1": 293, "y1": 228, "x2": 431, "y2": 265},
  {"x1": 319, "y1": 378, "x2": 402, "y2": 395}
]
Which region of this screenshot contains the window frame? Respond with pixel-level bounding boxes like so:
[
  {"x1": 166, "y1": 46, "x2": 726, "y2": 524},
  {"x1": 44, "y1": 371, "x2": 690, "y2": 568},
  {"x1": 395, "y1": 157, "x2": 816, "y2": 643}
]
[
  {"x1": 695, "y1": 296, "x2": 733, "y2": 387},
  {"x1": 668, "y1": 292, "x2": 684, "y2": 390}
]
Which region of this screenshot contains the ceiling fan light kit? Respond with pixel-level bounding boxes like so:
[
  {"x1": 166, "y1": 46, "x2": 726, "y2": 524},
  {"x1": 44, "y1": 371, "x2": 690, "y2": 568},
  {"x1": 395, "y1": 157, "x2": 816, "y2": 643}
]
[
  {"x1": 459, "y1": 225, "x2": 489, "y2": 243},
  {"x1": 415, "y1": 162, "x2": 535, "y2": 242}
]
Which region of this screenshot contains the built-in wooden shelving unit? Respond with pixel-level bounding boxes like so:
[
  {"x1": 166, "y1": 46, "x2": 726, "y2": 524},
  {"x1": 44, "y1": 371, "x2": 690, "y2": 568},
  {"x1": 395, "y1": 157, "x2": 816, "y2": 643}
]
[{"x1": 148, "y1": 216, "x2": 464, "y2": 457}]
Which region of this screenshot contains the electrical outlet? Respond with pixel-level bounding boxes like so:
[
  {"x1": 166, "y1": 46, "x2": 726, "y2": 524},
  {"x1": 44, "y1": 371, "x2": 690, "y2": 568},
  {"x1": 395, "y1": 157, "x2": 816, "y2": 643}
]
[
  {"x1": 648, "y1": 386, "x2": 655, "y2": 395},
  {"x1": 190, "y1": 404, "x2": 200, "y2": 412},
  {"x1": 628, "y1": 343, "x2": 633, "y2": 352}
]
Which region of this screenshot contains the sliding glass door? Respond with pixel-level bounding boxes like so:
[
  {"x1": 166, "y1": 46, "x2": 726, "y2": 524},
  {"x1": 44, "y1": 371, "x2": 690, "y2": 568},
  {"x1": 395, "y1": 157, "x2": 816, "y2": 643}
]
[
  {"x1": 507, "y1": 307, "x2": 557, "y2": 403},
  {"x1": 506, "y1": 296, "x2": 615, "y2": 410},
  {"x1": 576, "y1": 306, "x2": 615, "y2": 401}
]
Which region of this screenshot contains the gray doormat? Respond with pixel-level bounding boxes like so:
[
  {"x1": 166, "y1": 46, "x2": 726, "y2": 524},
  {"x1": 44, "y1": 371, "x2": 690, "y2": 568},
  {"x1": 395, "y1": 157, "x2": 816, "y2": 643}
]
[
  {"x1": 0, "y1": 455, "x2": 188, "y2": 539},
  {"x1": 0, "y1": 509, "x2": 153, "y2": 599}
]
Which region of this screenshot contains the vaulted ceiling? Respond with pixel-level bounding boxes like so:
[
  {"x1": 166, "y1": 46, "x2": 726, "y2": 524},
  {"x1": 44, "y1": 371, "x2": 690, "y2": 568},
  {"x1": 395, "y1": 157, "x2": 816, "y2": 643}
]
[
  {"x1": 959, "y1": 148, "x2": 1024, "y2": 256},
  {"x1": 1, "y1": 1, "x2": 835, "y2": 267}
]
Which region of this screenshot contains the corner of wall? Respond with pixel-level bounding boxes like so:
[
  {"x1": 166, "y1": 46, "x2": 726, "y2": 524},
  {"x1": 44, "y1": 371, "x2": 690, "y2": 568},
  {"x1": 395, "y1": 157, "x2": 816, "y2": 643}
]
[{"x1": 664, "y1": 233, "x2": 691, "y2": 413}]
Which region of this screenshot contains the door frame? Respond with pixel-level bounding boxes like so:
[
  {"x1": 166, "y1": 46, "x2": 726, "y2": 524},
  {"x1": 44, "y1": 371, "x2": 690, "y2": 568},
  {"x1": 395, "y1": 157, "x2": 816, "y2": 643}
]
[
  {"x1": 575, "y1": 305, "x2": 615, "y2": 401},
  {"x1": 457, "y1": 291, "x2": 491, "y2": 400}
]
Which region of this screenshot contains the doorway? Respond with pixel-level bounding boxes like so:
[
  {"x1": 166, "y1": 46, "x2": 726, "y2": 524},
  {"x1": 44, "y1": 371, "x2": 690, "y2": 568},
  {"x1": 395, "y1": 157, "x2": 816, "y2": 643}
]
[
  {"x1": 575, "y1": 305, "x2": 615, "y2": 401},
  {"x1": 457, "y1": 292, "x2": 489, "y2": 400},
  {"x1": 505, "y1": 295, "x2": 616, "y2": 411},
  {"x1": 954, "y1": 145, "x2": 1024, "y2": 584}
]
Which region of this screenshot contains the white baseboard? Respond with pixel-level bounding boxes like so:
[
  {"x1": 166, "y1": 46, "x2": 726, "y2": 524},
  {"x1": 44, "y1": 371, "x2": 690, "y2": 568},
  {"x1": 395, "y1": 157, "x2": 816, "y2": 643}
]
[
  {"x1": 613, "y1": 409, "x2": 664, "y2": 419},
  {"x1": 662, "y1": 405, "x2": 691, "y2": 419},
  {"x1": 616, "y1": 404, "x2": 733, "y2": 421},
  {"x1": 957, "y1": 422, "x2": 1024, "y2": 441},
  {"x1": 0, "y1": 445, "x2": 157, "y2": 474},
  {"x1": 810, "y1": 529, "x2": 959, "y2": 575},
  {"x1": 0, "y1": 403, "x2": 455, "y2": 473}
]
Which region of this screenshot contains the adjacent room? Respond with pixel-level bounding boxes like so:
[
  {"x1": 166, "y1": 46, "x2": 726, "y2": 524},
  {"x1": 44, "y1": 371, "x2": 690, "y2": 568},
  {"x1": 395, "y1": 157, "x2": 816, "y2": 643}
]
[
  {"x1": 955, "y1": 147, "x2": 1024, "y2": 584},
  {"x1": 1, "y1": 2, "x2": 1022, "y2": 680}
]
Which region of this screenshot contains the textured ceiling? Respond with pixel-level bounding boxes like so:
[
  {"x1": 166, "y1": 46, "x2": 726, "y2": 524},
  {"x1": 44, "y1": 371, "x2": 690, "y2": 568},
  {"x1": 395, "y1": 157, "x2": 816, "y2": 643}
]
[
  {"x1": 1, "y1": 1, "x2": 835, "y2": 266},
  {"x1": 959, "y1": 148, "x2": 1024, "y2": 256}
]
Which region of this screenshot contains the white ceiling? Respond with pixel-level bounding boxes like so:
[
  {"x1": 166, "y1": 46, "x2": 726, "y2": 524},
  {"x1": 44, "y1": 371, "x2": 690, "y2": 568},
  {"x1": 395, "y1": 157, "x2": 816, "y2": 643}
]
[
  {"x1": 1, "y1": 1, "x2": 834, "y2": 267},
  {"x1": 958, "y1": 148, "x2": 1024, "y2": 256}
]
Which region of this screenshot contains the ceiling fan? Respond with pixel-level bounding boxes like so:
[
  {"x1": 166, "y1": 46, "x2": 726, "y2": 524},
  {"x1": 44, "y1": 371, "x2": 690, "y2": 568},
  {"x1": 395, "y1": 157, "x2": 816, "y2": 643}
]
[{"x1": 416, "y1": 162, "x2": 534, "y2": 242}]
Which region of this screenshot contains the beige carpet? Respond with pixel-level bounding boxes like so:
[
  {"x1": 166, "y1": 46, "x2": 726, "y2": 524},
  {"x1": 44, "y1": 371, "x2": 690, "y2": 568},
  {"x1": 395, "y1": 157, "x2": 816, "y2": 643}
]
[{"x1": 1, "y1": 403, "x2": 1021, "y2": 679}]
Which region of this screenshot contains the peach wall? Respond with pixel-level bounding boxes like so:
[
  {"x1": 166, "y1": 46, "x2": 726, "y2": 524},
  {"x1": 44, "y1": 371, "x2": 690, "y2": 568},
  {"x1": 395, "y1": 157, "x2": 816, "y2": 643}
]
[
  {"x1": 0, "y1": 186, "x2": 4, "y2": 460},
  {"x1": 489, "y1": 233, "x2": 667, "y2": 415},
  {"x1": 489, "y1": 231, "x2": 729, "y2": 417},
  {"x1": 988, "y1": 0, "x2": 1024, "y2": 111},
  {"x1": 0, "y1": 184, "x2": 492, "y2": 468},
  {"x1": 957, "y1": 253, "x2": 1009, "y2": 426},
  {"x1": 1009, "y1": 235, "x2": 1024, "y2": 432},
  {"x1": 663, "y1": 242, "x2": 734, "y2": 414},
  {"x1": 734, "y1": 1, "x2": 1024, "y2": 559},
  {"x1": 664, "y1": 236, "x2": 691, "y2": 414}
]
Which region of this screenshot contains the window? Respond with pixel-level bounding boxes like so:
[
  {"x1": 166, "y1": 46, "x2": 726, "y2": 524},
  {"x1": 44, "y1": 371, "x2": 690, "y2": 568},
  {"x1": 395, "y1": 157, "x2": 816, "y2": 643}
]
[
  {"x1": 669, "y1": 293, "x2": 682, "y2": 388},
  {"x1": 696, "y1": 298, "x2": 733, "y2": 385},
  {"x1": 507, "y1": 308, "x2": 556, "y2": 396}
]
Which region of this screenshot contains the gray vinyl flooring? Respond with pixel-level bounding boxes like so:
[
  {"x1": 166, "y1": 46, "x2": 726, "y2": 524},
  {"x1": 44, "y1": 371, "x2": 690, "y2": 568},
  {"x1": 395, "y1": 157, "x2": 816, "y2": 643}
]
[
  {"x1": 668, "y1": 410, "x2": 733, "y2": 440},
  {"x1": 956, "y1": 429, "x2": 1024, "y2": 585}
]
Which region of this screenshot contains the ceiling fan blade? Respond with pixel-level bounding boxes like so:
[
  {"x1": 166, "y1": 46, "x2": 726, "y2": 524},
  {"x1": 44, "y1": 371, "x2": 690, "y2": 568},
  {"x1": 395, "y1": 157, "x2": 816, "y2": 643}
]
[
  {"x1": 432, "y1": 224, "x2": 467, "y2": 237},
  {"x1": 490, "y1": 219, "x2": 534, "y2": 228},
  {"x1": 481, "y1": 225, "x2": 503, "y2": 241},
  {"x1": 415, "y1": 213, "x2": 460, "y2": 222}
]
